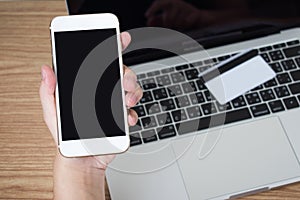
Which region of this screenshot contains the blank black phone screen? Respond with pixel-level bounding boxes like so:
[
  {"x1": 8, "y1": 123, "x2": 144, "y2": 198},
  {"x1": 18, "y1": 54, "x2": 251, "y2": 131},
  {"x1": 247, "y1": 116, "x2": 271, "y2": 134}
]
[{"x1": 54, "y1": 29, "x2": 126, "y2": 141}]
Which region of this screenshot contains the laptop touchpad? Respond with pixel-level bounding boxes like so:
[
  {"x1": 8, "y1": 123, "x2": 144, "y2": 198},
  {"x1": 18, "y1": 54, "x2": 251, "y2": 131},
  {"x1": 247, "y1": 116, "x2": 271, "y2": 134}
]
[{"x1": 172, "y1": 117, "x2": 300, "y2": 200}]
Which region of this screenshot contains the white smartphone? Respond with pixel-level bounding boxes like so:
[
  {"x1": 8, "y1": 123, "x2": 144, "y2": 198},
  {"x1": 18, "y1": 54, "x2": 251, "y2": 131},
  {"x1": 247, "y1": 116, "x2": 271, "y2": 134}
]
[{"x1": 50, "y1": 13, "x2": 130, "y2": 157}]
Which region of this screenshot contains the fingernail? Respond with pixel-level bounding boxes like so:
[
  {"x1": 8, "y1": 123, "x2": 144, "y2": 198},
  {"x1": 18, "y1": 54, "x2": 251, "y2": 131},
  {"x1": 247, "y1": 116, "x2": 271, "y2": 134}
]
[
  {"x1": 127, "y1": 93, "x2": 137, "y2": 106},
  {"x1": 128, "y1": 114, "x2": 134, "y2": 125},
  {"x1": 128, "y1": 114, "x2": 137, "y2": 126}
]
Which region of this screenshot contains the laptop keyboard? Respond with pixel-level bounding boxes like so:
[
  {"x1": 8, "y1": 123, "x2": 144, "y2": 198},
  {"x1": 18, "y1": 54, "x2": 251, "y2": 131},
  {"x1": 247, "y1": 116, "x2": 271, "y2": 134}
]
[{"x1": 129, "y1": 39, "x2": 300, "y2": 146}]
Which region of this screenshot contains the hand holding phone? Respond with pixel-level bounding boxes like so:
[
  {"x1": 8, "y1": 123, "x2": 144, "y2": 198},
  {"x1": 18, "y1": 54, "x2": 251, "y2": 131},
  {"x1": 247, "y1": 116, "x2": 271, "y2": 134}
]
[{"x1": 48, "y1": 14, "x2": 142, "y2": 157}]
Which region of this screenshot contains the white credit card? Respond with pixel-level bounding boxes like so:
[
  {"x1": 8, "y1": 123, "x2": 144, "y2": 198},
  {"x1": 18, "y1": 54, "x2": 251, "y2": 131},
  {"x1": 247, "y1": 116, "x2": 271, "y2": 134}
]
[{"x1": 200, "y1": 50, "x2": 276, "y2": 105}]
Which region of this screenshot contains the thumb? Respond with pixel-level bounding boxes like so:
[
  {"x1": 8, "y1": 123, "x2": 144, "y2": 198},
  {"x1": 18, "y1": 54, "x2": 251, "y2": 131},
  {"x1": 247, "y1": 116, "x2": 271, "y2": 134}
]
[{"x1": 39, "y1": 65, "x2": 58, "y2": 144}]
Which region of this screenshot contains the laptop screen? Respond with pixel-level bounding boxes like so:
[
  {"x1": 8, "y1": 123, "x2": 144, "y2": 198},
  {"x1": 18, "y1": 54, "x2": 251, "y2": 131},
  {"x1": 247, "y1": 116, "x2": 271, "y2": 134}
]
[{"x1": 66, "y1": 0, "x2": 300, "y2": 65}]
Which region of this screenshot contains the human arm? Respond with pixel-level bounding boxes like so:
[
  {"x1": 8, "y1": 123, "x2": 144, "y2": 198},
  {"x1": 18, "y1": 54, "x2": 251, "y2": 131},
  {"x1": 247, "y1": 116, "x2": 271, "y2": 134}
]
[{"x1": 40, "y1": 32, "x2": 142, "y2": 200}]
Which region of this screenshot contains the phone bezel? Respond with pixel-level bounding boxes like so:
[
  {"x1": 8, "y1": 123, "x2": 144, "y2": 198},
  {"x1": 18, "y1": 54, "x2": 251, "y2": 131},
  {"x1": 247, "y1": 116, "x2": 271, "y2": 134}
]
[{"x1": 50, "y1": 13, "x2": 129, "y2": 157}]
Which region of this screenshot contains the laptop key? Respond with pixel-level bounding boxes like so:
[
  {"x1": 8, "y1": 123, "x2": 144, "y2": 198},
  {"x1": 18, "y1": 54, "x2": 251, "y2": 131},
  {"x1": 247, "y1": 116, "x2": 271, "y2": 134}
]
[
  {"x1": 217, "y1": 55, "x2": 231, "y2": 62},
  {"x1": 168, "y1": 84, "x2": 183, "y2": 97},
  {"x1": 157, "y1": 125, "x2": 176, "y2": 139},
  {"x1": 176, "y1": 117, "x2": 211, "y2": 135},
  {"x1": 189, "y1": 92, "x2": 205, "y2": 104},
  {"x1": 263, "y1": 78, "x2": 278, "y2": 88},
  {"x1": 259, "y1": 46, "x2": 272, "y2": 52},
  {"x1": 196, "y1": 79, "x2": 207, "y2": 90},
  {"x1": 198, "y1": 65, "x2": 211, "y2": 73},
  {"x1": 275, "y1": 86, "x2": 290, "y2": 97},
  {"x1": 204, "y1": 58, "x2": 216, "y2": 65},
  {"x1": 175, "y1": 64, "x2": 189, "y2": 71},
  {"x1": 250, "y1": 104, "x2": 270, "y2": 117},
  {"x1": 161, "y1": 67, "x2": 175, "y2": 74},
  {"x1": 245, "y1": 92, "x2": 261, "y2": 105},
  {"x1": 290, "y1": 69, "x2": 300, "y2": 81},
  {"x1": 276, "y1": 72, "x2": 292, "y2": 84},
  {"x1": 142, "y1": 116, "x2": 157, "y2": 129},
  {"x1": 137, "y1": 73, "x2": 146, "y2": 80},
  {"x1": 251, "y1": 85, "x2": 263, "y2": 92},
  {"x1": 289, "y1": 82, "x2": 300, "y2": 94},
  {"x1": 268, "y1": 100, "x2": 285, "y2": 113},
  {"x1": 273, "y1": 43, "x2": 286, "y2": 49},
  {"x1": 295, "y1": 57, "x2": 300, "y2": 67},
  {"x1": 269, "y1": 50, "x2": 284, "y2": 61},
  {"x1": 260, "y1": 53, "x2": 271, "y2": 63},
  {"x1": 145, "y1": 102, "x2": 161, "y2": 115},
  {"x1": 260, "y1": 89, "x2": 276, "y2": 101},
  {"x1": 153, "y1": 88, "x2": 168, "y2": 100},
  {"x1": 175, "y1": 95, "x2": 190, "y2": 108},
  {"x1": 269, "y1": 62, "x2": 283, "y2": 73},
  {"x1": 185, "y1": 68, "x2": 199, "y2": 80},
  {"x1": 187, "y1": 106, "x2": 202, "y2": 118},
  {"x1": 171, "y1": 72, "x2": 186, "y2": 83},
  {"x1": 140, "y1": 91, "x2": 153, "y2": 104},
  {"x1": 142, "y1": 78, "x2": 157, "y2": 90},
  {"x1": 204, "y1": 90, "x2": 214, "y2": 101},
  {"x1": 142, "y1": 83, "x2": 157, "y2": 90},
  {"x1": 130, "y1": 133, "x2": 142, "y2": 146},
  {"x1": 156, "y1": 112, "x2": 172, "y2": 126},
  {"x1": 224, "y1": 108, "x2": 252, "y2": 123},
  {"x1": 201, "y1": 102, "x2": 217, "y2": 115},
  {"x1": 156, "y1": 75, "x2": 171, "y2": 86},
  {"x1": 287, "y1": 40, "x2": 300, "y2": 46},
  {"x1": 283, "y1": 97, "x2": 299, "y2": 109},
  {"x1": 281, "y1": 59, "x2": 297, "y2": 71},
  {"x1": 283, "y1": 45, "x2": 300, "y2": 58},
  {"x1": 176, "y1": 108, "x2": 251, "y2": 135},
  {"x1": 172, "y1": 109, "x2": 187, "y2": 122},
  {"x1": 191, "y1": 60, "x2": 203, "y2": 67},
  {"x1": 232, "y1": 96, "x2": 247, "y2": 108},
  {"x1": 216, "y1": 101, "x2": 232, "y2": 111},
  {"x1": 129, "y1": 119, "x2": 142, "y2": 132},
  {"x1": 147, "y1": 70, "x2": 160, "y2": 77},
  {"x1": 160, "y1": 99, "x2": 176, "y2": 111},
  {"x1": 182, "y1": 81, "x2": 197, "y2": 93},
  {"x1": 132, "y1": 105, "x2": 146, "y2": 117},
  {"x1": 141, "y1": 129, "x2": 157, "y2": 143}
]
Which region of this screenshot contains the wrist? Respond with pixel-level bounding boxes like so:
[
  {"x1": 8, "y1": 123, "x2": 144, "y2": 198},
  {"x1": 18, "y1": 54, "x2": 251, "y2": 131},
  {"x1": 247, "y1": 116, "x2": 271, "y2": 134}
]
[
  {"x1": 55, "y1": 150, "x2": 113, "y2": 172},
  {"x1": 56, "y1": 155, "x2": 104, "y2": 173},
  {"x1": 53, "y1": 152, "x2": 107, "y2": 200}
]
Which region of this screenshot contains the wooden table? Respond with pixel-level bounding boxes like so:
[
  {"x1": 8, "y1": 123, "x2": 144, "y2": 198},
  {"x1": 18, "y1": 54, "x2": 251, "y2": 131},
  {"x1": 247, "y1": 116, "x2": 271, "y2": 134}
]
[{"x1": 0, "y1": 0, "x2": 300, "y2": 199}]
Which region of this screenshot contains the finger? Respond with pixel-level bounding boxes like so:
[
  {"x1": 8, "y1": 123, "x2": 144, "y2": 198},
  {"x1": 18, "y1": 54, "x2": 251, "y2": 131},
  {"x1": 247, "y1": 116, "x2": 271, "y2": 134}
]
[
  {"x1": 39, "y1": 65, "x2": 58, "y2": 144},
  {"x1": 186, "y1": 11, "x2": 202, "y2": 27},
  {"x1": 145, "y1": 0, "x2": 170, "y2": 17},
  {"x1": 162, "y1": 10, "x2": 177, "y2": 28},
  {"x1": 174, "y1": 11, "x2": 191, "y2": 30},
  {"x1": 123, "y1": 65, "x2": 138, "y2": 92},
  {"x1": 125, "y1": 85, "x2": 143, "y2": 107},
  {"x1": 120, "y1": 32, "x2": 131, "y2": 51},
  {"x1": 127, "y1": 109, "x2": 138, "y2": 126},
  {"x1": 155, "y1": 8, "x2": 181, "y2": 29},
  {"x1": 146, "y1": 15, "x2": 164, "y2": 27}
]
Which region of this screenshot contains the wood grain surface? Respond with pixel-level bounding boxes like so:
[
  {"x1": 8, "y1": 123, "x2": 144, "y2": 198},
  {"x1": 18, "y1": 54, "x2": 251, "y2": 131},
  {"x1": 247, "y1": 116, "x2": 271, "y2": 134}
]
[{"x1": 0, "y1": 0, "x2": 300, "y2": 199}]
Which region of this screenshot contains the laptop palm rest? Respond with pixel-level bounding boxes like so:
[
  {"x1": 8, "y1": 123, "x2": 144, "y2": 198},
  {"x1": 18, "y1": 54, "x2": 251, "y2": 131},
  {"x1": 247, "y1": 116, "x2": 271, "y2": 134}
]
[
  {"x1": 172, "y1": 117, "x2": 300, "y2": 200},
  {"x1": 106, "y1": 141, "x2": 189, "y2": 200}
]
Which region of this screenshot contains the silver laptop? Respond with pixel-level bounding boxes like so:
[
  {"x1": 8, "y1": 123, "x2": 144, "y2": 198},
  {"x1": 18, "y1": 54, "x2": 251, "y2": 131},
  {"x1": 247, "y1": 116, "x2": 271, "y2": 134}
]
[{"x1": 66, "y1": 1, "x2": 300, "y2": 199}]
